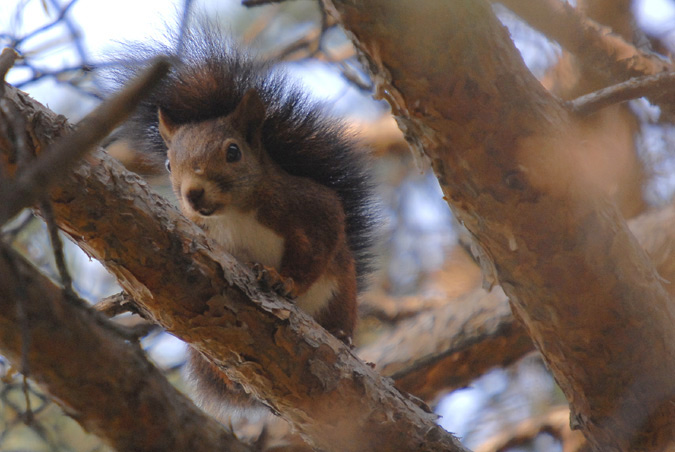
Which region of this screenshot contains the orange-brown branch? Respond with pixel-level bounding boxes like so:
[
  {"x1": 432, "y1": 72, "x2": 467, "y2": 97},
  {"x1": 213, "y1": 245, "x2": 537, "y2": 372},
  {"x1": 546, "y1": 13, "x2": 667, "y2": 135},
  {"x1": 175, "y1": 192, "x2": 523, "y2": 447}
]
[
  {"x1": 0, "y1": 82, "x2": 467, "y2": 452},
  {"x1": 0, "y1": 245, "x2": 251, "y2": 452}
]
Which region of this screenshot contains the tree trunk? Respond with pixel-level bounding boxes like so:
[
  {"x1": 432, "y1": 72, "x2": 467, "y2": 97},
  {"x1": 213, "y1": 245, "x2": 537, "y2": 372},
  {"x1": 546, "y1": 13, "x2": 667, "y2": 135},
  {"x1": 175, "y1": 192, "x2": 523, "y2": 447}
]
[{"x1": 322, "y1": 0, "x2": 675, "y2": 450}]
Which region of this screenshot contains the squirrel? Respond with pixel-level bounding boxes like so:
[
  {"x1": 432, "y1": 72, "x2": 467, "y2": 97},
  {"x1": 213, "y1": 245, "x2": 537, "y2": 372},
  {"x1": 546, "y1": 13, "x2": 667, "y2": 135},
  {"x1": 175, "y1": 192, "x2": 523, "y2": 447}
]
[{"x1": 108, "y1": 23, "x2": 377, "y2": 419}]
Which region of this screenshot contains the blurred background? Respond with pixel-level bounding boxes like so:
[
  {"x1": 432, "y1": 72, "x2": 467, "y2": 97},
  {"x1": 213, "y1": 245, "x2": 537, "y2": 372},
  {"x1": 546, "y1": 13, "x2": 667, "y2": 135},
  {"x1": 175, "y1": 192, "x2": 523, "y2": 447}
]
[{"x1": 2, "y1": 0, "x2": 675, "y2": 450}]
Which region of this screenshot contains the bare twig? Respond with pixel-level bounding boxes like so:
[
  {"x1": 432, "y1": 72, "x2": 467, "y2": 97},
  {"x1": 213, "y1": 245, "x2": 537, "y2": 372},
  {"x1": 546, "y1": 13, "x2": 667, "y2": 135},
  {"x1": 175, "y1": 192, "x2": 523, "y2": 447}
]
[
  {"x1": 176, "y1": 0, "x2": 196, "y2": 55},
  {"x1": 46, "y1": 0, "x2": 89, "y2": 67},
  {"x1": 568, "y1": 71, "x2": 675, "y2": 115},
  {"x1": 268, "y1": 26, "x2": 322, "y2": 60},
  {"x1": 106, "y1": 317, "x2": 159, "y2": 342},
  {"x1": 95, "y1": 291, "x2": 142, "y2": 318},
  {"x1": 10, "y1": 0, "x2": 80, "y2": 47},
  {"x1": 0, "y1": 57, "x2": 171, "y2": 225},
  {"x1": 38, "y1": 199, "x2": 77, "y2": 301},
  {"x1": 0, "y1": 48, "x2": 19, "y2": 88},
  {"x1": 0, "y1": 244, "x2": 33, "y2": 423},
  {"x1": 242, "y1": 0, "x2": 288, "y2": 6}
]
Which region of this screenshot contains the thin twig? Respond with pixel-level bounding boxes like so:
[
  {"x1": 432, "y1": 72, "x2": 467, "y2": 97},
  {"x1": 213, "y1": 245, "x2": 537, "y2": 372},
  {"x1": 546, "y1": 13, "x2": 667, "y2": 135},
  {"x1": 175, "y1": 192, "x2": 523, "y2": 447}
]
[
  {"x1": 176, "y1": 0, "x2": 196, "y2": 55},
  {"x1": 1, "y1": 211, "x2": 35, "y2": 243},
  {"x1": 95, "y1": 291, "x2": 142, "y2": 317},
  {"x1": 0, "y1": 48, "x2": 19, "y2": 89},
  {"x1": 568, "y1": 71, "x2": 675, "y2": 115},
  {"x1": 39, "y1": 198, "x2": 77, "y2": 301},
  {"x1": 242, "y1": 0, "x2": 288, "y2": 6},
  {"x1": 46, "y1": 0, "x2": 90, "y2": 77},
  {"x1": 11, "y1": 0, "x2": 80, "y2": 47},
  {"x1": 0, "y1": 56, "x2": 171, "y2": 225}
]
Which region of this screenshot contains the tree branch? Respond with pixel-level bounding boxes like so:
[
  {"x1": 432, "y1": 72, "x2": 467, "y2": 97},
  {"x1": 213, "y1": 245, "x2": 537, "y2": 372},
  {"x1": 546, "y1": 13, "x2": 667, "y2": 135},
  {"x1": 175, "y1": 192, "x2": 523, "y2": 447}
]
[
  {"x1": 497, "y1": 0, "x2": 669, "y2": 81},
  {"x1": 361, "y1": 198, "x2": 675, "y2": 404},
  {"x1": 0, "y1": 82, "x2": 468, "y2": 452},
  {"x1": 0, "y1": 56, "x2": 170, "y2": 224},
  {"x1": 360, "y1": 287, "x2": 533, "y2": 401},
  {"x1": 0, "y1": 244, "x2": 253, "y2": 452},
  {"x1": 568, "y1": 71, "x2": 675, "y2": 115},
  {"x1": 497, "y1": 0, "x2": 675, "y2": 119}
]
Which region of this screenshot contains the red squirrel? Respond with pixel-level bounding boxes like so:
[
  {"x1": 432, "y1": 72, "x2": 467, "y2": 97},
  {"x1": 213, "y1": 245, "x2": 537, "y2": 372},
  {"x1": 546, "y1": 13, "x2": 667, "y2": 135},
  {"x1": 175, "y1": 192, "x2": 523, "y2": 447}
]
[{"x1": 111, "y1": 25, "x2": 377, "y2": 418}]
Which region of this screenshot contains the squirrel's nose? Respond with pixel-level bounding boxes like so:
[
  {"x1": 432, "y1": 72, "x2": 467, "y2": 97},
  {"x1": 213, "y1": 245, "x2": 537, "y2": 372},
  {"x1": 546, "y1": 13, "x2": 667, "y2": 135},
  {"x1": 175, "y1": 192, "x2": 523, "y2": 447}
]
[
  {"x1": 181, "y1": 181, "x2": 219, "y2": 217},
  {"x1": 185, "y1": 187, "x2": 210, "y2": 214}
]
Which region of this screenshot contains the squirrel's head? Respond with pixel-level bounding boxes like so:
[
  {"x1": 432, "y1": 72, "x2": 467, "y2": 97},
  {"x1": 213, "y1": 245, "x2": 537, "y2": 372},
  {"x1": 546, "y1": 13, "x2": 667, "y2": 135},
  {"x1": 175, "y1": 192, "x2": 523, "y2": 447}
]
[{"x1": 158, "y1": 89, "x2": 267, "y2": 221}]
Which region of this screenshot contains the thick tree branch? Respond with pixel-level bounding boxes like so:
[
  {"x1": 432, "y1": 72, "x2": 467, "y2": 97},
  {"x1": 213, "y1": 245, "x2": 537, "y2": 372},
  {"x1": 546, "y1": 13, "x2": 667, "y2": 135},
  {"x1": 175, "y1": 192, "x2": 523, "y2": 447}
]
[
  {"x1": 360, "y1": 287, "x2": 533, "y2": 402},
  {"x1": 323, "y1": 1, "x2": 675, "y2": 450},
  {"x1": 0, "y1": 244, "x2": 252, "y2": 452},
  {"x1": 498, "y1": 0, "x2": 675, "y2": 120},
  {"x1": 497, "y1": 0, "x2": 669, "y2": 80},
  {"x1": 0, "y1": 82, "x2": 468, "y2": 452},
  {"x1": 362, "y1": 198, "x2": 675, "y2": 404},
  {"x1": 0, "y1": 49, "x2": 19, "y2": 85}
]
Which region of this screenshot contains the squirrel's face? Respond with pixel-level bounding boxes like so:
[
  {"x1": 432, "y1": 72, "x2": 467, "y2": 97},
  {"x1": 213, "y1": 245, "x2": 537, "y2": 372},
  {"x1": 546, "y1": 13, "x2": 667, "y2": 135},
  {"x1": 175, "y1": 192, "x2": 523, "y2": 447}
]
[{"x1": 157, "y1": 90, "x2": 267, "y2": 222}]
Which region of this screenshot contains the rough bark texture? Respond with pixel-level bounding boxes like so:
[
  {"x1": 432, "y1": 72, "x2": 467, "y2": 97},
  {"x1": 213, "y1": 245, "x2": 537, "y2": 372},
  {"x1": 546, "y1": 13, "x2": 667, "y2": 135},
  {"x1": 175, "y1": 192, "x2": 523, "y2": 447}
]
[
  {"x1": 0, "y1": 246, "x2": 252, "y2": 452},
  {"x1": 359, "y1": 200, "x2": 675, "y2": 406},
  {"x1": 0, "y1": 84, "x2": 468, "y2": 452},
  {"x1": 360, "y1": 287, "x2": 533, "y2": 402},
  {"x1": 322, "y1": 1, "x2": 675, "y2": 450}
]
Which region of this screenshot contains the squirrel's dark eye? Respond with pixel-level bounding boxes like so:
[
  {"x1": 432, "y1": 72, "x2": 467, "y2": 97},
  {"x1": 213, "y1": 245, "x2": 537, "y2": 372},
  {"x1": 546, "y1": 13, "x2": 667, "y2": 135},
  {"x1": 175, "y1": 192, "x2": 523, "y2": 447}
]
[
  {"x1": 226, "y1": 143, "x2": 241, "y2": 163},
  {"x1": 165, "y1": 159, "x2": 171, "y2": 173}
]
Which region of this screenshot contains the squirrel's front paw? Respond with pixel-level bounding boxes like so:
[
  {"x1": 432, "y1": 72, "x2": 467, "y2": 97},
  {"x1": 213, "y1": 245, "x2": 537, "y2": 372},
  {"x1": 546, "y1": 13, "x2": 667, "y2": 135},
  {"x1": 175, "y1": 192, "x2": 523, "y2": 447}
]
[{"x1": 251, "y1": 263, "x2": 297, "y2": 299}]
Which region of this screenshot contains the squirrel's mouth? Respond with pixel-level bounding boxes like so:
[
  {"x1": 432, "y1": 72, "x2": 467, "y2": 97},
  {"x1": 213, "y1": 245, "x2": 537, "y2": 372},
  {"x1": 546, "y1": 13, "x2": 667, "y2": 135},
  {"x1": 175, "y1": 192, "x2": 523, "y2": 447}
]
[
  {"x1": 183, "y1": 198, "x2": 222, "y2": 217},
  {"x1": 196, "y1": 206, "x2": 216, "y2": 216}
]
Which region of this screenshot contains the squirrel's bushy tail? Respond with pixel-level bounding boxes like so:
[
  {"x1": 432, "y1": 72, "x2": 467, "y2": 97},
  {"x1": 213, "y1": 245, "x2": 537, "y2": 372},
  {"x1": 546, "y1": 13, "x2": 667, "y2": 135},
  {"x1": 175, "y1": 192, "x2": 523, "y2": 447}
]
[{"x1": 105, "y1": 20, "x2": 379, "y2": 291}]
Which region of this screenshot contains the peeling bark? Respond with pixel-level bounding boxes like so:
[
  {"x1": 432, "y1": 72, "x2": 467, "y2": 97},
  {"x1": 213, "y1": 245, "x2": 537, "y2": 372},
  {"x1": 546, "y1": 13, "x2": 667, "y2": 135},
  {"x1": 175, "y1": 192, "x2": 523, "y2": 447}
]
[{"x1": 360, "y1": 200, "x2": 675, "y2": 405}]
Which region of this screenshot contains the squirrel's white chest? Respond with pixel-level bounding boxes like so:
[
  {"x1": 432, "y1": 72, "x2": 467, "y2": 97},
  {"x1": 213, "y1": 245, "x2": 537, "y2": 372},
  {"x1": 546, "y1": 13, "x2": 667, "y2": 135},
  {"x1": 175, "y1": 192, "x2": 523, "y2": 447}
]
[{"x1": 202, "y1": 209, "x2": 284, "y2": 269}]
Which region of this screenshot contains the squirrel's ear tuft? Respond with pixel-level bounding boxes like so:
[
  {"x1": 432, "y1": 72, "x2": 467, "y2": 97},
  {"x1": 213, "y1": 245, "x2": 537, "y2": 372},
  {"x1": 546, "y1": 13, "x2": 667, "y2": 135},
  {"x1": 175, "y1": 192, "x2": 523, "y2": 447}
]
[
  {"x1": 158, "y1": 108, "x2": 178, "y2": 145},
  {"x1": 230, "y1": 89, "x2": 266, "y2": 144}
]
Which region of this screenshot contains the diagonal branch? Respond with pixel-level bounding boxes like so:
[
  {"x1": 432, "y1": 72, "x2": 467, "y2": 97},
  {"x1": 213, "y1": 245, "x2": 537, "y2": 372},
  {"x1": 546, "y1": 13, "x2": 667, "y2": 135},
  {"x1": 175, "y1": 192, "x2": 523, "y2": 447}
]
[
  {"x1": 0, "y1": 82, "x2": 468, "y2": 452},
  {"x1": 497, "y1": 0, "x2": 675, "y2": 119},
  {"x1": 0, "y1": 243, "x2": 253, "y2": 452},
  {"x1": 0, "y1": 56, "x2": 170, "y2": 224},
  {"x1": 568, "y1": 71, "x2": 675, "y2": 115},
  {"x1": 497, "y1": 0, "x2": 669, "y2": 81},
  {"x1": 360, "y1": 198, "x2": 675, "y2": 404},
  {"x1": 360, "y1": 287, "x2": 533, "y2": 401}
]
